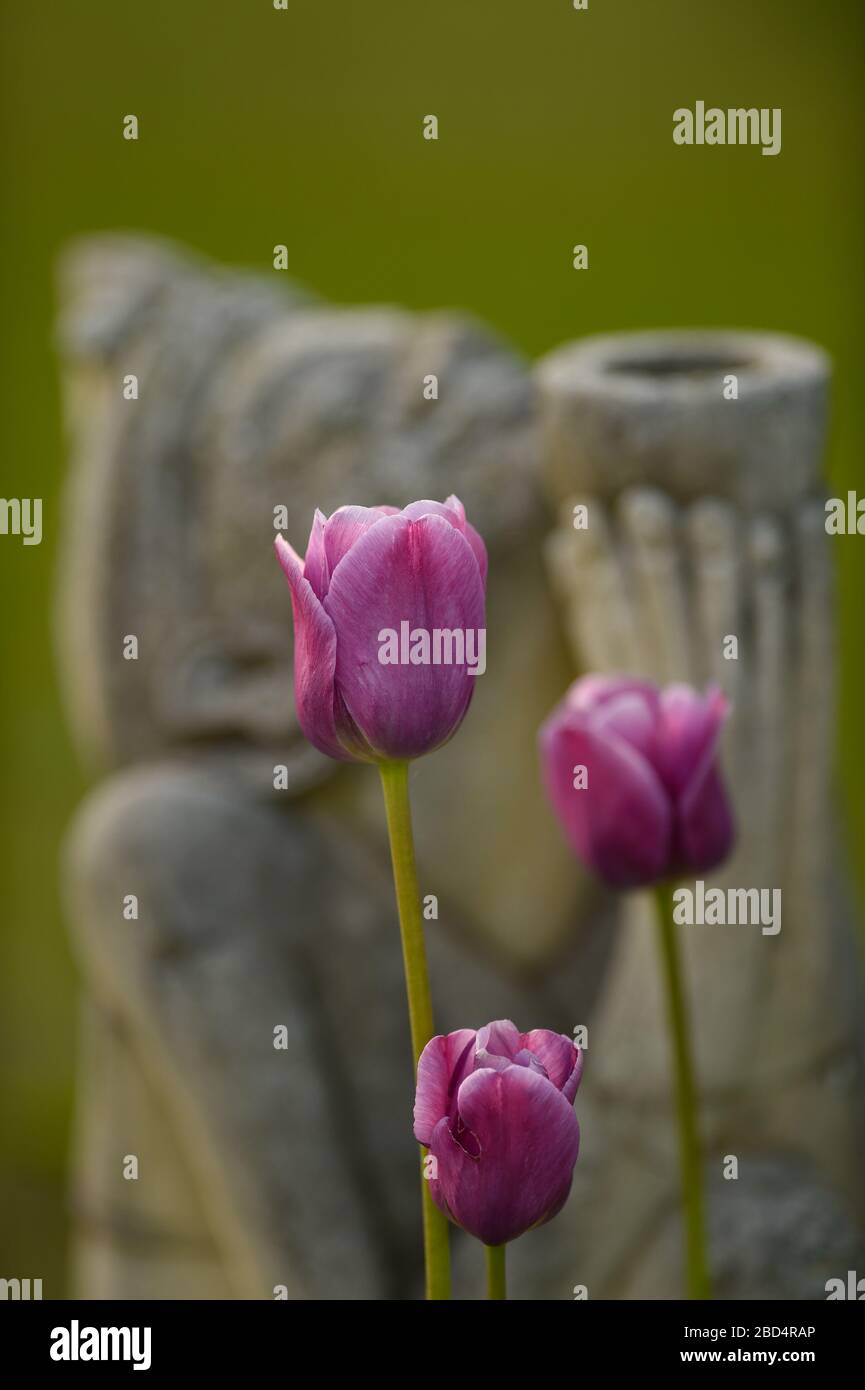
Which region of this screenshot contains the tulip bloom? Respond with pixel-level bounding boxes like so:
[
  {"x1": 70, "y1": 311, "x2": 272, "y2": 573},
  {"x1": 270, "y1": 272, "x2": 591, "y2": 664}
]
[
  {"x1": 274, "y1": 497, "x2": 487, "y2": 763},
  {"x1": 414, "y1": 1020, "x2": 582, "y2": 1248},
  {"x1": 539, "y1": 676, "x2": 734, "y2": 888}
]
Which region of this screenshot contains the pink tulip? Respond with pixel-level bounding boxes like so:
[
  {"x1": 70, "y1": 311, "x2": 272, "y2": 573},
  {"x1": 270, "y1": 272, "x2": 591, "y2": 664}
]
[
  {"x1": 539, "y1": 676, "x2": 734, "y2": 888},
  {"x1": 414, "y1": 1020, "x2": 582, "y2": 1247},
  {"x1": 274, "y1": 497, "x2": 487, "y2": 762}
]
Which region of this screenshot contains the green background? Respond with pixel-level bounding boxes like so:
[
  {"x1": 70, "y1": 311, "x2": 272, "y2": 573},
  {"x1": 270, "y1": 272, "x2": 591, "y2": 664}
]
[{"x1": 1, "y1": 0, "x2": 863, "y2": 1292}]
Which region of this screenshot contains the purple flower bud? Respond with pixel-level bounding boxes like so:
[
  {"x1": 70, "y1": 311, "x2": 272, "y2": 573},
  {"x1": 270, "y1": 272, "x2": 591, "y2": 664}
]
[
  {"x1": 539, "y1": 675, "x2": 735, "y2": 888},
  {"x1": 414, "y1": 1020, "x2": 582, "y2": 1247},
  {"x1": 274, "y1": 497, "x2": 487, "y2": 763}
]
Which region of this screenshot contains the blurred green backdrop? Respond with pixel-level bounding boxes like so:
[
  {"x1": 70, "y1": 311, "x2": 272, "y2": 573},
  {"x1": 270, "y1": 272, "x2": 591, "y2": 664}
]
[{"x1": 1, "y1": 0, "x2": 863, "y2": 1294}]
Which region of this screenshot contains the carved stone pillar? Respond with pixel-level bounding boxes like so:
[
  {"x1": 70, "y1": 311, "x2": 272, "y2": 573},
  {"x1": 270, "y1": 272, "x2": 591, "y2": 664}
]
[{"x1": 538, "y1": 330, "x2": 865, "y2": 1297}]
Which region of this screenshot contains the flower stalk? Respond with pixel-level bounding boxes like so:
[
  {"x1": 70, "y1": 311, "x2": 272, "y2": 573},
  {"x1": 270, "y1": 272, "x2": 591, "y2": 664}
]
[
  {"x1": 379, "y1": 759, "x2": 451, "y2": 1301},
  {"x1": 485, "y1": 1244, "x2": 507, "y2": 1300},
  {"x1": 653, "y1": 882, "x2": 711, "y2": 1300}
]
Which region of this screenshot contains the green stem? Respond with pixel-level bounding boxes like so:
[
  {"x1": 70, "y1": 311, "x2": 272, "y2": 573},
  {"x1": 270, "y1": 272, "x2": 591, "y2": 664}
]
[
  {"x1": 653, "y1": 883, "x2": 712, "y2": 1300},
  {"x1": 485, "y1": 1244, "x2": 507, "y2": 1300},
  {"x1": 379, "y1": 760, "x2": 451, "y2": 1301}
]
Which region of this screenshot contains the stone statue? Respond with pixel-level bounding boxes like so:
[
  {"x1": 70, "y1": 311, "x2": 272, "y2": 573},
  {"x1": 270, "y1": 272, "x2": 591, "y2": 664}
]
[
  {"x1": 56, "y1": 239, "x2": 865, "y2": 1299},
  {"x1": 540, "y1": 332, "x2": 865, "y2": 1297}
]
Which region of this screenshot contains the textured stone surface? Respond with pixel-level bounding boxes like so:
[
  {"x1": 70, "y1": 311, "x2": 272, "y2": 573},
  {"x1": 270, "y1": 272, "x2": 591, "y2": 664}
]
[
  {"x1": 538, "y1": 329, "x2": 830, "y2": 511},
  {"x1": 56, "y1": 242, "x2": 863, "y2": 1299},
  {"x1": 541, "y1": 332, "x2": 865, "y2": 1298},
  {"x1": 57, "y1": 237, "x2": 590, "y2": 1299}
]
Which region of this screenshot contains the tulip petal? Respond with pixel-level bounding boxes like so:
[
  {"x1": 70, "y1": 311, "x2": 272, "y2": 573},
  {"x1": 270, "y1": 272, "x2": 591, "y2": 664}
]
[
  {"x1": 303, "y1": 510, "x2": 329, "y2": 600},
  {"x1": 475, "y1": 1019, "x2": 522, "y2": 1061},
  {"x1": 567, "y1": 674, "x2": 660, "y2": 716},
  {"x1": 660, "y1": 685, "x2": 735, "y2": 868},
  {"x1": 539, "y1": 715, "x2": 672, "y2": 888},
  {"x1": 401, "y1": 499, "x2": 462, "y2": 525},
  {"x1": 475, "y1": 1021, "x2": 548, "y2": 1077},
  {"x1": 321, "y1": 506, "x2": 394, "y2": 589},
  {"x1": 444, "y1": 495, "x2": 489, "y2": 585},
  {"x1": 429, "y1": 1066, "x2": 580, "y2": 1247},
  {"x1": 677, "y1": 760, "x2": 735, "y2": 872},
  {"x1": 274, "y1": 535, "x2": 348, "y2": 761},
  {"x1": 522, "y1": 1030, "x2": 583, "y2": 1102},
  {"x1": 323, "y1": 513, "x2": 486, "y2": 760},
  {"x1": 462, "y1": 522, "x2": 488, "y2": 587},
  {"x1": 561, "y1": 1049, "x2": 584, "y2": 1105},
  {"x1": 657, "y1": 684, "x2": 728, "y2": 794},
  {"x1": 413, "y1": 1029, "x2": 476, "y2": 1145},
  {"x1": 401, "y1": 497, "x2": 488, "y2": 587},
  {"x1": 592, "y1": 689, "x2": 658, "y2": 764}
]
